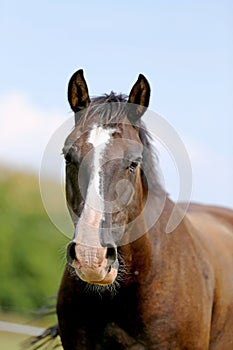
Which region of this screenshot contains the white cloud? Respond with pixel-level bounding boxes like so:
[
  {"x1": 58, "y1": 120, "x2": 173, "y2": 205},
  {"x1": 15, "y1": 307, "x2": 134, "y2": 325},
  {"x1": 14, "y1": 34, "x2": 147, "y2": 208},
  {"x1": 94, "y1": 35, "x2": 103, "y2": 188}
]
[{"x1": 0, "y1": 92, "x2": 68, "y2": 172}]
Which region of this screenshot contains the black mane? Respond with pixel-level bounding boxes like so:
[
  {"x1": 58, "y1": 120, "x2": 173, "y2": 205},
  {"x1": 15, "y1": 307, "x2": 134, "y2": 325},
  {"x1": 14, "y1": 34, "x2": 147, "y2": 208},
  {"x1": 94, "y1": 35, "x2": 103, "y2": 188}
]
[{"x1": 79, "y1": 92, "x2": 128, "y2": 126}]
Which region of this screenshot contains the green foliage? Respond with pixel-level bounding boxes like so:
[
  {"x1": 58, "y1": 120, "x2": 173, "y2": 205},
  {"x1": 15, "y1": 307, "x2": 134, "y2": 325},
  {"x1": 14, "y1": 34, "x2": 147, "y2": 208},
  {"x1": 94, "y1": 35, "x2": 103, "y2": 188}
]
[{"x1": 0, "y1": 167, "x2": 68, "y2": 314}]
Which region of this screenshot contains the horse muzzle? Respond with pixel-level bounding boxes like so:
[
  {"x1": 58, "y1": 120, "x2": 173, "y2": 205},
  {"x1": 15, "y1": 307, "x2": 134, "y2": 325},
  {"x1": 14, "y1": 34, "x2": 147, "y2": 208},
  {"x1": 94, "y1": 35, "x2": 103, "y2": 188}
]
[{"x1": 66, "y1": 242, "x2": 118, "y2": 285}]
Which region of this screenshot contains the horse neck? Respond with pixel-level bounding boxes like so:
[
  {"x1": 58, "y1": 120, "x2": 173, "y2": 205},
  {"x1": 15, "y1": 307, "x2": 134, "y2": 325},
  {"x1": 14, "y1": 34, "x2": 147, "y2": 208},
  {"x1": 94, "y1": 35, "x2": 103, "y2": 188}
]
[
  {"x1": 119, "y1": 233, "x2": 152, "y2": 285},
  {"x1": 119, "y1": 196, "x2": 192, "y2": 285}
]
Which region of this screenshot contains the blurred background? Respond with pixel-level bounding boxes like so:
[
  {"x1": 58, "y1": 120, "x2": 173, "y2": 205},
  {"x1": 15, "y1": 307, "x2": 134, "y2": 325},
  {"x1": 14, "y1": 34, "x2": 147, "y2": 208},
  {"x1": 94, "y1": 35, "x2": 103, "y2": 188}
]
[{"x1": 1, "y1": 0, "x2": 232, "y2": 348}]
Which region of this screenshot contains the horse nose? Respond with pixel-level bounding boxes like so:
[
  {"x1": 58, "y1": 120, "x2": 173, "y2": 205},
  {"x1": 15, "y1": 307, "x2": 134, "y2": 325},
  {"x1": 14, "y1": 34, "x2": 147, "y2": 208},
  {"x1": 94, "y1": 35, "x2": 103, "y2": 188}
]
[
  {"x1": 66, "y1": 241, "x2": 76, "y2": 264},
  {"x1": 67, "y1": 241, "x2": 118, "y2": 272}
]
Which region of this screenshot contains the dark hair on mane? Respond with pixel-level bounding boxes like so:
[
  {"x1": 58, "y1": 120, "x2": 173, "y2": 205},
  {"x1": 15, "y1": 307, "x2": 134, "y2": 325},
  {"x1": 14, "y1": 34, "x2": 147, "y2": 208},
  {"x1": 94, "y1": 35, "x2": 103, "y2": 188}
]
[
  {"x1": 80, "y1": 92, "x2": 128, "y2": 126},
  {"x1": 76, "y1": 92, "x2": 165, "y2": 196}
]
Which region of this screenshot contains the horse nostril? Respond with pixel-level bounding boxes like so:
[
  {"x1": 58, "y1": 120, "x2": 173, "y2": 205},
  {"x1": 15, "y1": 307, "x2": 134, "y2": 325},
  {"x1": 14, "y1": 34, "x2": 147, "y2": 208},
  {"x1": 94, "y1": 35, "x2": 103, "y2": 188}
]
[
  {"x1": 106, "y1": 246, "x2": 117, "y2": 262},
  {"x1": 66, "y1": 242, "x2": 76, "y2": 264}
]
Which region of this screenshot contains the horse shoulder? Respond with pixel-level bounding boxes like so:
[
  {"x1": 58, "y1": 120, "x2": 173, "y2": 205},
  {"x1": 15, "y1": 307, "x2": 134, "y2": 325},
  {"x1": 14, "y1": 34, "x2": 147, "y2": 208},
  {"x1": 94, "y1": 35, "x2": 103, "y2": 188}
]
[
  {"x1": 130, "y1": 218, "x2": 214, "y2": 348},
  {"x1": 186, "y1": 204, "x2": 233, "y2": 348}
]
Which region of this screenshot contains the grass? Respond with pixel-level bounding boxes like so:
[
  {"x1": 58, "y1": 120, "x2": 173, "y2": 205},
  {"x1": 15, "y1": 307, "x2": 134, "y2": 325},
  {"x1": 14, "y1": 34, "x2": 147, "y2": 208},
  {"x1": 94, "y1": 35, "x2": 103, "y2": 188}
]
[
  {"x1": 0, "y1": 166, "x2": 68, "y2": 316},
  {"x1": 0, "y1": 311, "x2": 60, "y2": 350},
  {"x1": 0, "y1": 332, "x2": 27, "y2": 350}
]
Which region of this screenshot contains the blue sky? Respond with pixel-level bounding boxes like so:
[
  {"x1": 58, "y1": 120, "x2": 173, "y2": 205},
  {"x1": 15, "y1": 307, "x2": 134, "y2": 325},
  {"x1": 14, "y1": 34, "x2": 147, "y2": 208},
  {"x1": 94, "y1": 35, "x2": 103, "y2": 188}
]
[{"x1": 1, "y1": 0, "x2": 233, "y2": 208}]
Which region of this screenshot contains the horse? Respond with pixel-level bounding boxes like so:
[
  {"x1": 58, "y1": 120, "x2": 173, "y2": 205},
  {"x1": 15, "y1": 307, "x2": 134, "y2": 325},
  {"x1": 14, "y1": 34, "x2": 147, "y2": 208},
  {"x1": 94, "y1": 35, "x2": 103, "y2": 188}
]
[{"x1": 56, "y1": 69, "x2": 233, "y2": 349}]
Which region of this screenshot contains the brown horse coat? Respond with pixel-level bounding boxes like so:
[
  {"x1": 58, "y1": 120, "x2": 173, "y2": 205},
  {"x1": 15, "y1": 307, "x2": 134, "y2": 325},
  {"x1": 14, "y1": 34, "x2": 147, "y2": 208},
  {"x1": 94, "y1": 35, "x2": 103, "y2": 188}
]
[{"x1": 57, "y1": 70, "x2": 233, "y2": 349}]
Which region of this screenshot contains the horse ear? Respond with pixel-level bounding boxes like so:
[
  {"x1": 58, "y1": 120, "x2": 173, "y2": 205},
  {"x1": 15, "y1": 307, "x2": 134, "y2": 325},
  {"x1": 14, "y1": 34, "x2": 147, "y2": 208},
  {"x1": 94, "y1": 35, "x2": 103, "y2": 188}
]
[
  {"x1": 67, "y1": 69, "x2": 91, "y2": 113},
  {"x1": 128, "y1": 74, "x2": 151, "y2": 123}
]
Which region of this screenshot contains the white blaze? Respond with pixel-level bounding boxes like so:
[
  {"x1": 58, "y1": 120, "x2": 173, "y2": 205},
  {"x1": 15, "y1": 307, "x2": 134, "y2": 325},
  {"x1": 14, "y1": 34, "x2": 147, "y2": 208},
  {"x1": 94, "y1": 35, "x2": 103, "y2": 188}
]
[
  {"x1": 88, "y1": 124, "x2": 113, "y2": 202},
  {"x1": 75, "y1": 124, "x2": 114, "y2": 247}
]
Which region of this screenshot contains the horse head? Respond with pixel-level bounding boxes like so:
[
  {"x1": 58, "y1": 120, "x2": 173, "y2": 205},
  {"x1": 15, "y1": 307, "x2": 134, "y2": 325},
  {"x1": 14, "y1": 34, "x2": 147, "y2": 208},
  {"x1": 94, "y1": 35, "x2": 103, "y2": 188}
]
[{"x1": 64, "y1": 69, "x2": 152, "y2": 285}]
